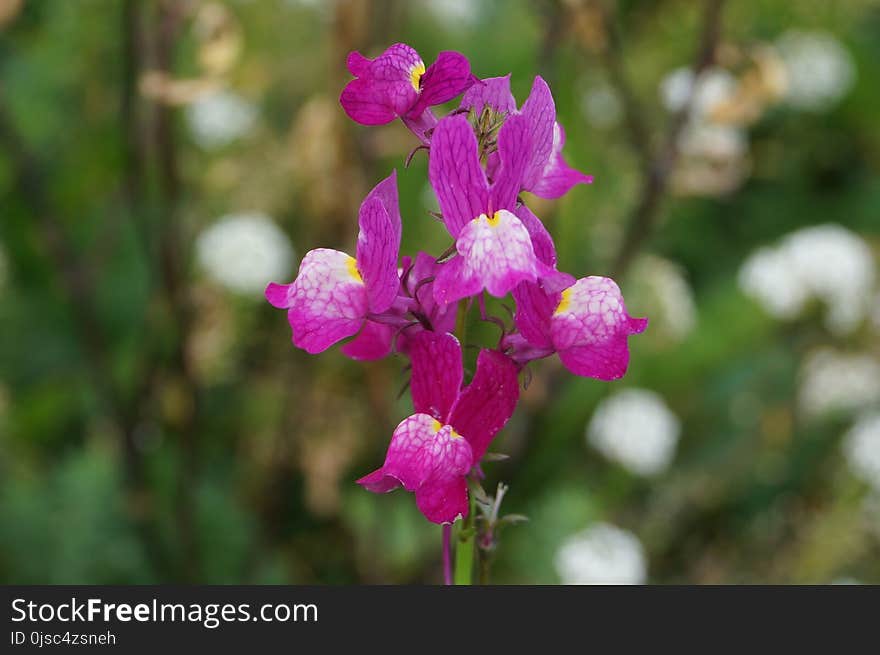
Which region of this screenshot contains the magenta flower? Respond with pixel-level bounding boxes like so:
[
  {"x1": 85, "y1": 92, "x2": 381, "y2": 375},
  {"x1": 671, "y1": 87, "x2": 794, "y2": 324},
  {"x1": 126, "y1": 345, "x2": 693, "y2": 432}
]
[
  {"x1": 509, "y1": 277, "x2": 648, "y2": 380},
  {"x1": 340, "y1": 43, "x2": 473, "y2": 141},
  {"x1": 265, "y1": 172, "x2": 401, "y2": 354},
  {"x1": 358, "y1": 331, "x2": 519, "y2": 524},
  {"x1": 429, "y1": 113, "x2": 565, "y2": 304},
  {"x1": 462, "y1": 74, "x2": 593, "y2": 199}
]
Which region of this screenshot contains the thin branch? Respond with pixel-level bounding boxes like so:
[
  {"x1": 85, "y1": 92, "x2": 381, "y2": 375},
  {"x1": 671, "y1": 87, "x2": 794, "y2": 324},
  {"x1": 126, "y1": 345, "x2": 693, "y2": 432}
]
[{"x1": 610, "y1": 0, "x2": 727, "y2": 277}]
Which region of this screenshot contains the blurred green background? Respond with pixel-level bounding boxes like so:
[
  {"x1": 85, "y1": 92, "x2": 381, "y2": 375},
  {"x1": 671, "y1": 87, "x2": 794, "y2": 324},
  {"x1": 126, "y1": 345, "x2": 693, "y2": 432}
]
[{"x1": 1, "y1": 0, "x2": 879, "y2": 584}]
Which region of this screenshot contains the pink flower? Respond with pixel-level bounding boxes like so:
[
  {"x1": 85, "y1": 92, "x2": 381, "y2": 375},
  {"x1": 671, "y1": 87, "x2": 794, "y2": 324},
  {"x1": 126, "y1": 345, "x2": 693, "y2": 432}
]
[
  {"x1": 429, "y1": 113, "x2": 566, "y2": 304},
  {"x1": 462, "y1": 75, "x2": 593, "y2": 198},
  {"x1": 340, "y1": 43, "x2": 474, "y2": 142},
  {"x1": 509, "y1": 277, "x2": 648, "y2": 380},
  {"x1": 265, "y1": 173, "x2": 401, "y2": 354},
  {"x1": 358, "y1": 331, "x2": 520, "y2": 524}
]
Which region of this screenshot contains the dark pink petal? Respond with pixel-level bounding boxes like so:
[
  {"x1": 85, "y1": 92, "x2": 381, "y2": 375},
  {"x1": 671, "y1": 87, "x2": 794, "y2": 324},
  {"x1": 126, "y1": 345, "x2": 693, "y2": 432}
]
[
  {"x1": 340, "y1": 320, "x2": 395, "y2": 361},
  {"x1": 514, "y1": 204, "x2": 575, "y2": 293},
  {"x1": 415, "y1": 476, "x2": 469, "y2": 524},
  {"x1": 511, "y1": 281, "x2": 556, "y2": 349},
  {"x1": 550, "y1": 276, "x2": 647, "y2": 380},
  {"x1": 265, "y1": 281, "x2": 294, "y2": 309},
  {"x1": 401, "y1": 108, "x2": 438, "y2": 144},
  {"x1": 432, "y1": 255, "x2": 483, "y2": 306},
  {"x1": 529, "y1": 123, "x2": 593, "y2": 199},
  {"x1": 409, "y1": 251, "x2": 456, "y2": 332},
  {"x1": 339, "y1": 43, "x2": 423, "y2": 125},
  {"x1": 428, "y1": 114, "x2": 490, "y2": 238},
  {"x1": 356, "y1": 173, "x2": 402, "y2": 313},
  {"x1": 357, "y1": 467, "x2": 401, "y2": 493},
  {"x1": 285, "y1": 248, "x2": 368, "y2": 354},
  {"x1": 460, "y1": 75, "x2": 517, "y2": 115},
  {"x1": 408, "y1": 330, "x2": 463, "y2": 421},
  {"x1": 433, "y1": 209, "x2": 538, "y2": 304},
  {"x1": 409, "y1": 51, "x2": 474, "y2": 118},
  {"x1": 357, "y1": 413, "x2": 474, "y2": 523},
  {"x1": 490, "y1": 113, "x2": 532, "y2": 212},
  {"x1": 346, "y1": 51, "x2": 371, "y2": 77},
  {"x1": 519, "y1": 76, "x2": 557, "y2": 191},
  {"x1": 449, "y1": 350, "x2": 520, "y2": 461}
]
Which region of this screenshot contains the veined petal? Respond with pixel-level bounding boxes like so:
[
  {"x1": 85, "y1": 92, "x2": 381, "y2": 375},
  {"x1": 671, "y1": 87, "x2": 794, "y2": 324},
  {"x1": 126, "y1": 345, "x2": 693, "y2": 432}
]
[
  {"x1": 550, "y1": 276, "x2": 647, "y2": 380},
  {"x1": 409, "y1": 51, "x2": 473, "y2": 118},
  {"x1": 340, "y1": 43, "x2": 423, "y2": 124},
  {"x1": 357, "y1": 173, "x2": 402, "y2": 313},
  {"x1": 358, "y1": 414, "x2": 473, "y2": 493},
  {"x1": 434, "y1": 209, "x2": 538, "y2": 304},
  {"x1": 490, "y1": 113, "x2": 532, "y2": 212},
  {"x1": 460, "y1": 74, "x2": 517, "y2": 115},
  {"x1": 511, "y1": 281, "x2": 556, "y2": 349},
  {"x1": 415, "y1": 476, "x2": 469, "y2": 524},
  {"x1": 284, "y1": 248, "x2": 368, "y2": 354},
  {"x1": 428, "y1": 114, "x2": 490, "y2": 238},
  {"x1": 401, "y1": 107, "x2": 439, "y2": 144},
  {"x1": 449, "y1": 350, "x2": 520, "y2": 462},
  {"x1": 408, "y1": 331, "x2": 463, "y2": 421},
  {"x1": 340, "y1": 320, "x2": 394, "y2": 361},
  {"x1": 409, "y1": 251, "x2": 456, "y2": 333},
  {"x1": 519, "y1": 76, "x2": 557, "y2": 190},
  {"x1": 529, "y1": 123, "x2": 593, "y2": 199}
]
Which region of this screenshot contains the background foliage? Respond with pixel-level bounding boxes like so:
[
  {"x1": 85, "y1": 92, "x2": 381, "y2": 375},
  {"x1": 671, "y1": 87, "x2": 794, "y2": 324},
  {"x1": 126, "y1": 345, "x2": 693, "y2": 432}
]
[{"x1": 1, "y1": 0, "x2": 878, "y2": 584}]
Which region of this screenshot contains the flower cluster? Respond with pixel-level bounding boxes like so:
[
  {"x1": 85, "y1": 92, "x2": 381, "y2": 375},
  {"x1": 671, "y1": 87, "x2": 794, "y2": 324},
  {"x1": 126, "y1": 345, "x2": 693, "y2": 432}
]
[{"x1": 266, "y1": 43, "x2": 647, "y2": 524}]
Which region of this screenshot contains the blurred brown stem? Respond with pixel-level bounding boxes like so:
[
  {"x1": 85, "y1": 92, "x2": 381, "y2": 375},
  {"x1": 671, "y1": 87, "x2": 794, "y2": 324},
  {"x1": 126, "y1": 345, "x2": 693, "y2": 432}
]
[{"x1": 597, "y1": 0, "x2": 727, "y2": 278}]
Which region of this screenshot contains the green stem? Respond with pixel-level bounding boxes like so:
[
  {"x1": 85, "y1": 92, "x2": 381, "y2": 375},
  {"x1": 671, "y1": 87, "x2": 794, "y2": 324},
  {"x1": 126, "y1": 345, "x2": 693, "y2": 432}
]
[{"x1": 454, "y1": 490, "x2": 476, "y2": 585}]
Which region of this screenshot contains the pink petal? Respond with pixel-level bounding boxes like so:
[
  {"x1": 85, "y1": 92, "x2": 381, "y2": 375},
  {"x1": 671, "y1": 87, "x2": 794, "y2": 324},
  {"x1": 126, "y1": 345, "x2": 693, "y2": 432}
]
[
  {"x1": 265, "y1": 281, "x2": 294, "y2": 309},
  {"x1": 514, "y1": 204, "x2": 575, "y2": 293},
  {"x1": 357, "y1": 413, "x2": 473, "y2": 524},
  {"x1": 511, "y1": 281, "x2": 556, "y2": 349},
  {"x1": 434, "y1": 209, "x2": 538, "y2": 304},
  {"x1": 428, "y1": 115, "x2": 490, "y2": 238},
  {"x1": 409, "y1": 51, "x2": 474, "y2": 118},
  {"x1": 356, "y1": 172, "x2": 402, "y2": 313},
  {"x1": 401, "y1": 108, "x2": 439, "y2": 144},
  {"x1": 415, "y1": 476, "x2": 469, "y2": 524},
  {"x1": 339, "y1": 44, "x2": 423, "y2": 125},
  {"x1": 529, "y1": 123, "x2": 593, "y2": 199},
  {"x1": 460, "y1": 74, "x2": 517, "y2": 115},
  {"x1": 449, "y1": 350, "x2": 520, "y2": 461},
  {"x1": 519, "y1": 76, "x2": 557, "y2": 191},
  {"x1": 285, "y1": 248, "x2": 368, "y2": 354},
  {"x1": 490, "y1": 113, "x2": 532, "y2": 212},
  {"x1": 340, "y1": 320, "x2": 395, "y2": 361},
  {"x1": 550, "y1": 276, "x2": 647, "y2": 380},
  {"x1": 408, "y1": 331, "x2": 463, "y2": 421},
  {"x1": 409, "y1": 251, "x2": 456, "y2": 332}
]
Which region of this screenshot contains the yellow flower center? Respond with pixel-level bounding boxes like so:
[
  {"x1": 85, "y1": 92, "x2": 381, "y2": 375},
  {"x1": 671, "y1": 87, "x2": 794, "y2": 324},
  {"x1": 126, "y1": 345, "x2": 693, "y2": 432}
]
[
  {"x1": 432, "y1": 419, "x2": 462, "y2": 439},
  {"x1": 410, "y1": 61, "x2": 426, "y2": 92},
  {"x1": 345, "y1": 255, "x2": 363, "y2": 283},
  {"x1": 482, "y1": 211, "x2": 502, "y2": 228},
  {"x1": 554, "y1": 287, "x2": 572, "y2": 315}
]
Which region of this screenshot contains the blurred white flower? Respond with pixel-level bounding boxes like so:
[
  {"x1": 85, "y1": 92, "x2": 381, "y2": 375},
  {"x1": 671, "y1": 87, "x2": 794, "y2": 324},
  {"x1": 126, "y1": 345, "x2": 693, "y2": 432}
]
[
  {"x1": 186, "y1": 90, "x2": 258, "y2": 149},
  {"x1": 632, "y1": 256, "x2": 697, "y2": 342},
  {"x1": 843, "y1": 411, "x2": 880, "y2": 492},
  {"x1": 581, "y1": 84, "x2": 622, "y2": 129},
  {"x1": 775, "y1": 30, "x2": 855, "y2": 112},
  {"x1": 660, "y1": 67, "x2": 737, "y2": 118},
  {"x1": 799, "y1": 349, "x2": 880, "y2": 419},
  {"x1": 678, "y1": 123, "x2": 747, "y2": 160},
  {"x1": 738, "y1": 224, "x2": 875, "y2": 335},
  {"x1": 587, "y1": 389, "x2": 681, "y2": 476},
  {"x1": 196, "y1": 213, "x2": 295, "y2": 296},
  {"x1": 421, "y1": 0, "x2": 480, "y2": 26},
  {"x1": 555, "y1": 522, "x2": 647, "y2": 585}
]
